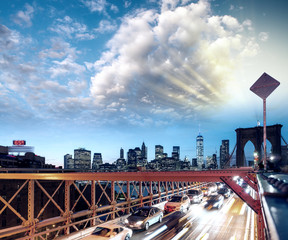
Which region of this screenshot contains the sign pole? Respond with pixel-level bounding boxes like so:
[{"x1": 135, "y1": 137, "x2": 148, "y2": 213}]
[
  {"x1": 250, "y1": 72, "x2": 280, "y2": 171},
  {"x1": 263, "y1": 98, "x2": 267, "y2": 170}
]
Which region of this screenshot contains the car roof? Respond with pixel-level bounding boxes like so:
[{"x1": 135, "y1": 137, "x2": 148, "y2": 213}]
[
  {"x1": 96, "y1": 223, "x2": 124, "y2": 229},
  {"x1": 137, "y1": 206, "x2": 154, "y2": 210}
]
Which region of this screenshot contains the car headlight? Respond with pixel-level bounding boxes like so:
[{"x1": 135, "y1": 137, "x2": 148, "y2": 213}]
[
  {"x1": 135, "y1": 221, "x2": 143, "y2": 226},
  {"x1": 124, "y1": 219, "x2": 129, "y2": 224}
]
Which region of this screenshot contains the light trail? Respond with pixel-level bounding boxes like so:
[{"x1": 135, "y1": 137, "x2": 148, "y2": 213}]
[
  {"x1": 244, "y1": 203, "x2": 252, "y2": 240},
  {"x1": 170, "y1": 227, "x2": 189, "y2": 240},
  {"x1": 240, "y1": 203, "x2": 247, "y2": 215},
  {"x1": 222, "y1": 196, "x2": 236, "y2": 214},
  {"x1": 143, "y1": 225, "x2": 168, "y2": 240}
]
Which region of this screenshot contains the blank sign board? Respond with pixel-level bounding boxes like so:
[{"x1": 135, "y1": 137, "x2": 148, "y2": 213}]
[{"x1": 250, "y1": 72, "x2": 280, "y2": 99}]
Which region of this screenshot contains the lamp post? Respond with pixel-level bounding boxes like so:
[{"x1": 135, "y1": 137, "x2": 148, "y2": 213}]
[
  {"x1": 250, "y1": 72, "x2": 280, "y2": 170},
  {"x1": 253, "y1": 151, "x2": 259, "y2": 169}
]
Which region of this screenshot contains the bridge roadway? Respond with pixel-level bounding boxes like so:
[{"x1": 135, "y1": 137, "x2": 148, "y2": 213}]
[
  {"x1": 71, "y1": 193, "x2": 255, "y2": 240},
  {"x1": 0, "y1": 168, "x2": 287, "y2": 239}
]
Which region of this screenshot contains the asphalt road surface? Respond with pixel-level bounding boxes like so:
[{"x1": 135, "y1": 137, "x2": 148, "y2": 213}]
[{"x1": 131, "y1": 194, "x2": 255, "y2": 240}]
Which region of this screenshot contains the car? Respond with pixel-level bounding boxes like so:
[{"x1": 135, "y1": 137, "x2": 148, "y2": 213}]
[
  {"x1": 201, "y1": 186, "x2": 212, "y2": 196},
  {"x1": 216, "y1": 182, "x2": 225, "y2": 189},
  {"x1": 207, "y1": 182, "x2": 217, "y2": 193},
  {"x1": 164, "y1": 195, "x2": 190, "y2": 213},
  {"x1": 204, "y1": 194, "x2": 224, "y2": 209},
  {"x1": 82, "y1": 223, "x2": 132, "y2": 240},
  {"x1": 217, "y1": 187, "x2": 231, "y2": 198},
  {"x1": 241, "y1": 182, "x2": 251, "y2": 194},
  {"x1": 187, "y1": 189, "x2": 203, "y2": 203},
  {"x1": 124, "y1": 206, "x2": 163, "y2": 231}
]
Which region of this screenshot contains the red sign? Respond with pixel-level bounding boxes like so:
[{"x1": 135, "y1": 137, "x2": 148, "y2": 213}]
[{"x1": 13, "y1": 140, "x2": 26, "y2": 145}]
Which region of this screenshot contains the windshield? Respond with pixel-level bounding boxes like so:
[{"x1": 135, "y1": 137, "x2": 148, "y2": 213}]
[
  {"x1": 170, "y1": 197, "x2": 182, "y2": 202},
  {"x1": 218, "y1": 188, "x2": 227, "y2": 193},
  {"x1": 188, "y1": 190, "x2": 198, "y2": 194},
  {"x1": 92, "y1": 227, "x2": 111, "y2": 237},
  {"x1": 133, "y1": 209, "x2": 149, "y2": 217},
  {"x1": 207, "y1": 196, "x2": 219, "y2": 202}
]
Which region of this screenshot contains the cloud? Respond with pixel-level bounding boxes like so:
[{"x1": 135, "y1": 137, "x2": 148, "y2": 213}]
[
  {"x1": 259, "y1": 32, "x2": 269, "y2": 42},
  {"x1": 81, "y1": 0, "x2": 107, "y2": 13},
  {"x1": 89, "y1": 0, "x2": 259, "y2": 125},
  {"x1": 12, "y1": 3, "x2": 34, "y2": 27},
  {"x1": 94, "y1": 20, "x2": 117, "y2": 34},
  {"x1": 49, "y1": 16, "x2": 95, "y2": 40},
  {"x1": 50, "y1": 55, "x2": 86, "y2": 78},
  {"x1": 0, "y1": 24, "x2": 20, "y2": 51}
]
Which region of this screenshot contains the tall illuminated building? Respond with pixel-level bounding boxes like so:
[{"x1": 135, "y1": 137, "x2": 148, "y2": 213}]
[
  {"x1": 141, "y1": 142, "x2": 147, "y2": 165},
  {"x1": 220, "y1": 140, "x2": 229, "y2": 169},
  {"x1": 155, "y1": 145, "x2": 164, "y2": 160},
  {"x1": 196, "y1": 133, "x2": 204, "y2": 169},
  {"x1": 74, "y1": 148, "x2": 91, "y2": 170},
  {"x1": 92, "y1": 153, "x2": 102, "y2": 170},
  {"x1": 64, "y1": 154, "x2": 74, "y2": 169},
  {"x1": 172, "y1": 146, "x2": 180, "y2": 160}
]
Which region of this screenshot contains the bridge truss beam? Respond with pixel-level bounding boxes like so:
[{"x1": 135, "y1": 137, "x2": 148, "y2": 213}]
[{"x1": 0, "y1": 168, "x2": 264, "y2": 239}]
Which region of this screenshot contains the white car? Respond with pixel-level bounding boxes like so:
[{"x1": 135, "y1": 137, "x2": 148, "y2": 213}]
[
  {"x1": 124, "y1": 206, "x2": 163, "y2": 230},
  {"x1": 82, "y1": 223, "x2": 132, "y2": 240},
  {"x1": 164, "y1": 195, "x2": 190, "y2": 213}
]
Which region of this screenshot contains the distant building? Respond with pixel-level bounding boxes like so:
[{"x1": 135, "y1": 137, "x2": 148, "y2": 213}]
[
  {"x1": 192, "y1": 158, "x2": 198, "y2": 167},
  {"x1": 196, "y1": 134, "x2": 204, "y2": 169},
  {"x1": 172, "y1": 146, "x2": 180, "y2": 160},
  {"x1": 206, "y1": 154, "x2": 217, "y2": 169},
  {"x1": 120, "y1": 147, "x2": 124, "y2": 159},
  {"x1": 92, "y1": 153, "x2": 102, "y2": 170},
  {"x1": 220, "y1": 140, "x2": 229, "y2": 169},
  {"x1": 0, "y1": 145, "x2": 53, "y2": 169},
  {"x1": 127, "y1": 143, "x2": 147, "y2": 170},
  {"x1": 141, "y1": 142, "x2": 148, "y2": 165},
  {"x1": 116, "y1": 148, "x2": 126, "y2": 170},
  {"x1": 98, "y1": 163, "x2": 116, "y2": 172},
  {"x1": 64, "y1": 154, "x2": 74, "y2": 169},
  {"x1": 127, "y1": 149, "x2": 137, "y2": 169},
  {"x1": 74, "y1": 148, "x2": 91, "y2": 170},
  {"x1": 155, "y1": 145, "x2": 164, "y2": 160}
]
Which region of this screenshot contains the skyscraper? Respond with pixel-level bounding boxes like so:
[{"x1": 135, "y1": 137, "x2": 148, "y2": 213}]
[
  {"x1": 220, "y1": 140, "x2": 229, "y2": 169},
  {"x1": 155, "y1": 145, "x2": 164, "y2": 160},
  {"x1": 64, "y1": 154, "x2": 73, "y2": 169},
  {"x1": 172, "y1": 146, "x2": 180, "y2": 160},
  {"x1": 141, "y1": 142, "x2": 147, "y2": 165},
  {"x1": 74, "y1": 148, "x2": 91, "y2": 170},
  {"x1": 92, "y1": 153, "x2": 102, "y2": 170},
  {"x1": 120, "y1": 148, "x2": 124, "y2": 159},
  {"x1": 196, "y1": 133, "x2": 204, "y2": 169}
]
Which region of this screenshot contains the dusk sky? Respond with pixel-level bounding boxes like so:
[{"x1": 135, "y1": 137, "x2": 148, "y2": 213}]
[{"x1": 0, "y1": 0, "x2": 287, "y2": 167}]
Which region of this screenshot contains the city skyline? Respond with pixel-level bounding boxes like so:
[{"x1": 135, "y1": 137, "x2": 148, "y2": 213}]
[{"x1": 0, "y1": 0, "x2": 287, "y2": 167}]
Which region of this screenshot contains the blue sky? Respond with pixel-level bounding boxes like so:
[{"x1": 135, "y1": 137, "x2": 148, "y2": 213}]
[{"x1": 0, "y1": 0, "x2": 287, "y2": 167}]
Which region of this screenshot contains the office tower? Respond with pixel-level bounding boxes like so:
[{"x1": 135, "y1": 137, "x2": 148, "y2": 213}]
[
  {"x1": 134, "y1": 147, "x2": 143, "y2": 166},
  {"x1": 206, "y1": 154, "x2": 217, "y2": 169},
  {"x1": 155, "y1": 145, "x2": 164, "y2": 160},
  {"x1": 196, "y1": 133, "x2": 204, "y2": 169},
  {"x1": 192, "y1": 158, "x2": 198, "y2": 167},
  {"x1": 212, "y1": 153, "x2": 217, "y2": 169},
  {"x1": 172, "y1": 146, "x2": 180, "y2": 160},
  {"x1": 141, "y1": 142, "x2": 147, "y2": 164},
  {"x1": 220, "y1": 140, "x2": 229, "y2": 169},
  {"x1": 64, "y1": 154, "x2": 74, "y2": 169},
  {"x1": 92, "y1": 153, "x2": 102, "y2": 170},
  {"x1": 74, "y1": 148, "x2": 91, "y2": 170},
  {"x1": 120, "y1": 148, "x2": 124, "y2": 159},
  {"x1": 127, "y1": 149, "x2": 137, "y2": 168}
]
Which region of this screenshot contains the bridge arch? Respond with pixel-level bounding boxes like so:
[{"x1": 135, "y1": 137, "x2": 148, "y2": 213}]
[{"x1": 235, "y1": 124, "x2": 282, "y2": 167}]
